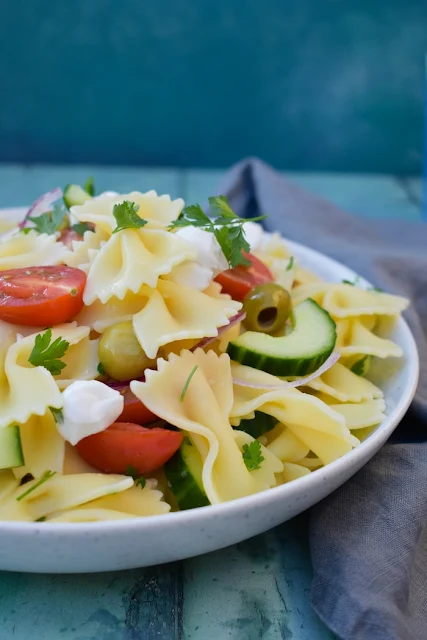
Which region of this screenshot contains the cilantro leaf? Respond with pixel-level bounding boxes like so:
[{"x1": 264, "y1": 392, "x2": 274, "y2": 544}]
[
  {"x1": 72, "y1": 222, "x2": 92, "y2": 236},
  {"x1": 180, "y1": 365, "x2": 199, "y2": 401},
  {"x1": 214, "y1": 225, "x2": 251, "y2": 268},
  {"x1": 49, "y1": 407, "x2": 64, "y2": 424},
  {"x1": 16, "y1": 470, "x2": 56, "y2": 501},
  {"x1": 125, "y1": 465, "x2": 146, "y2": 489},
  {"x1": 27, "y1": 204, "x2": 68, "y2": 235},
  {"x1": 28, "y1": 328, "x2": 69, "y2": 375},
  {"x1": 84, "y1": 176, "x2": 95, "y2": 196},
  {"x1": 286, "y1": 256, "x2": 294, "y2": 271},
  {"x1": 370, "y1": 286, "x2": 383, "y2": 293},
  {"x1": 112, "y1": 201, "x2": 148, "y2": 234},
  {"x1": 97, "y1": 362, "x2": 106, "y2": 376},
  {"x1": 242, "y1": 440, "x2": 265, "y2": 471}
]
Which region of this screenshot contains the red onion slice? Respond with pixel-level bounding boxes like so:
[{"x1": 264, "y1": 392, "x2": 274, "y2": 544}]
[
  {"x1": 190, "y1": 311, "x2": 246, "y2": 351},
  {"x1": 19, "y1": 187, "x2": 63, "y2": 229},
  {"x1": 232, "y1": 351, "x2": 340, "y2": 390}
]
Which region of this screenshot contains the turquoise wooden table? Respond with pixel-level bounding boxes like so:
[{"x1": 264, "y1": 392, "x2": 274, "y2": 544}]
[{"x1": 0, "y1": 165, "x2": 422, "y2": 640}]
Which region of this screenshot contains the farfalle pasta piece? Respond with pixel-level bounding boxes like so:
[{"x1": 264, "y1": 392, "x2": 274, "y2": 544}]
[
  {"x1": 230, "y1": 362, "x2": 358, "y2": 465},
  {"x1": 46, "y1": 508, "x2": 138, "y2": 522},
  {"x1": 266, "y1": 423, "x2": 310, "y2": 463},
  {"x1": 0, "y1": 324, "x2": 63, "y2": 428},
  {"x1": 131, "y1": 349, "x2": 283, "y2": 504},
  {"x1": 63, "y1": 227, "x2": 109, "y2": 273},
  {"x1": 71, "y1": 191, "x2": 184, "y2": 235},
  {"x1": 132, "y1": 279, "x2": 241, "y2": 359},
  {"x1": 328, "y1": 399, "x2": 387, "y2": 430},
  {"x1": 303, "y1": 362, "x2": 383, "y2": 402},
  {"x1": 322, "y1": 284, "x2": 409, "y2": 318},
  {"x1": 0, "y1": 230, "x2": 67, "y2": 270},
  {"x1": 254, "y1": 233, "x2": 296, "y2": 290},
  {"x1": 339, "y1": 319, "x2": 403, "y2": 359},
  {"x1": 75, "y1": 290, "x2": 147, "y2": 333},
  {"x1": 83, "y1": 228, "x2": 196, "y2": 305},
  {"x1": 79, "y1": 479, "x2": 171, "y2": 516},
  {"x1": 13, "y1": 411, "x2": 65, "y2": 480},
  {"x1": 10, "y1": 473, "x2": 133, "y2": 521},
  {"x1": 291, "y1": 281, "x2": 331, "y2": 306},
  {"x1": 280, "y1": 462, "x2": 311, "y2": 483},
  {"x1": 45, "y1": 324, "x2": 99, "y2": 390}
]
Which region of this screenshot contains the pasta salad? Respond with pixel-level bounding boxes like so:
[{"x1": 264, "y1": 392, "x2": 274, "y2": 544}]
[{"x1": 0, "y1": 181, "x2": 409, "y2": 522}]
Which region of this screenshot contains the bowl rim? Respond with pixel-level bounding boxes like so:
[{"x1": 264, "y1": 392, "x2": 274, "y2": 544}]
[{"x1": 0, "y1": 237, "x2": 419, "y2": 535}]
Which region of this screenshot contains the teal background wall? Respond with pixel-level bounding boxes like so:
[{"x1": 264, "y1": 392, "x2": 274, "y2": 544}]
[{"x1": 0, "y1": 0, "x2": 425, "y2": 173}]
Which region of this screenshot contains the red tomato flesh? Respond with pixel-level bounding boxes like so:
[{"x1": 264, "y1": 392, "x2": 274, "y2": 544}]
[
  {"x1": 76, "y1": 422, "x2": 183, "y2": 475},
  {"x1": 214, "y1": 251, "x2": 273, "y2": 301},
  {"x1": 117, "y1": 385, "x2": 158, "y2": 425},
  {"x1": 0, "y1": 266, "x2": 86, "y2": 326}
]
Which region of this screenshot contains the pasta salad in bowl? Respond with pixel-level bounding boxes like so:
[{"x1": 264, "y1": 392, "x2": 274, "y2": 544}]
[{"x1": 0, "y1": 181, "x2": 418, "y2": 572}]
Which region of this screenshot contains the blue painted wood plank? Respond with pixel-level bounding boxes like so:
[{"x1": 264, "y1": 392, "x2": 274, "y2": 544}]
[
  {"x1": 183, "y1": 517, "x2": 334, "y2": 640},
  {"x1": 185, "y1": 169, "x2": 422, "y2": 220},
  {"x1": 0, "y1": 564, "x2": 184, "y2": 640},
  {"x1": 0, "y1": 164, "x2": 183, "y2": 208}
]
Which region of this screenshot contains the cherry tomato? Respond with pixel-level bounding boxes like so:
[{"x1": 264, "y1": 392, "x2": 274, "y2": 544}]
[
  {"x1": 118, "y1": 385, "x2": 158, "y2": 425},
  {"x1": 76, "y1": 422, "x2": 183, "y2": 475},
  {"x1": 214, "y1": 252, "x2": 273, "y2": 301},
  {"x1": 0, "y1": 266, "x2": 86, "y2": 326}
]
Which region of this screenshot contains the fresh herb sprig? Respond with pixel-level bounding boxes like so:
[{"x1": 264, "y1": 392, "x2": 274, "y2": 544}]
[
  {"x1": 169, "y1": 195, "x2": 266, "y2": 268},
  {"x1": 16, "y1": 470, "x2": 56, "y2": 501},
  {"x1": 242, "y1": 440, "x2": 264, "y2": 471},
  {"x1": 112, "y1": 201, "x2": 148, "y2": 234},
  {"x1": 71, "y1": 222, "x2": 92, "y2": 236},
  {"x1": 286, "y1": 256, "x2": 294, "y2": 271},
  {"x1": 49, "y1": 407, "x2": 64, "y2": 424},
  {"x1": 28, "y1": 328, "x2": 69, "y2": 376},
  {"x1": 22, "y1": 203, "x2": 68, "y2": 235},
  {"x1": 125, "y1": 465, "x2": 146, "y2": 489},
  {"x1": 180, "y1": 365, "x2": 199, "y2": 401}
]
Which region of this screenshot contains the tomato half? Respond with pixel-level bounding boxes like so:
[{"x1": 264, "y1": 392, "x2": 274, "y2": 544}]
[
  {"x1": 0, "y1": 266, "x2": 86, "y2": 326},
  {"x1": 118, "y1": 385, "x2": 158, "y2": 425},
  {"x1": 214, "y1": 251, "x2": 273, "y2": 301},
  {"x1": 76, "y1": 422, "x2": 183, "y2": 475}
]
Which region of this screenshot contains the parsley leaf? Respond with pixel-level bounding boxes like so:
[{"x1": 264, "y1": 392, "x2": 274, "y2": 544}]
[
  {"x1": 242, "y1": 440, "x2": 265, "y2": 471},
  {"x1": 286, "y1": 256, "x2": 294, "y2": 271},
  {"x1": 112, "y1": 201, "x2": 148, "y2": 234},
  {"x1": 19, "y1": 227, "x2": 33, "y2": 235},
  {"x1": 28, "y1": 328, "x2": 69, "y2": 376},
  {"x1": 97, "y1": 362, "x2": 106, "y2": 376},
  {"x1": 370, "y1": 286, "x2": 383, "y2": 293},
  {"x1": 342, "y1": 277, "x2": 360, "y2": 286},
  {"x1": 72, "y1": 222, "x2": 92, "y2": 236},
  {"x1": 16, "y1": 470, "x2": 56, "y2": 501},
  {"x1": 169, "y1": 195, "x2": 266, "y2": 268},
  {"x1": 49, "y1": 407, "x2": 64, "y2": 424},
  {"x1": 27, "y1": 203, "x2": 68, "y2": 235},
  {"x1": 351, "y1": 356, "x2": 371, "y2": 377},
  {"x1": 125, "y1": 465, "x2": 146, "y2": 489},
  {"x1": 180, "y1": 365, "x2": 199, "y2": 401},
  {"x1": 84, "y1": 176, "x2": 95, "y2": 196},
  {"x1": 171, "y1": 204, "x2": 212, "y2": 229}
]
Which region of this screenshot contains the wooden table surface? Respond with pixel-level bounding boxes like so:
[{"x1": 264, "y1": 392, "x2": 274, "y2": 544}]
[{"x1": 0, "y1": 164, "x2": 422, "y2": 640}]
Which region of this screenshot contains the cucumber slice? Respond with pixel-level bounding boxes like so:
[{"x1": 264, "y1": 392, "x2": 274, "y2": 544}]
[
  {"x1": 63, "y1": 184, "x2": 92, "y2": 209},
  {"x1": 237, "y1": 412, "x2": 277, "y2": 439},
  {"x1": 164, "y1": 438, "x2": 210, "y2": 510},
  {"x1": 227, "y1": 298, "x2": 336, "y2": 376},
  {"x1": 0, "y1": 425, "x2": 24, "y2": 469},
  {"x1": 351, "y1": 355, "x2": 372, "y2": 377}
]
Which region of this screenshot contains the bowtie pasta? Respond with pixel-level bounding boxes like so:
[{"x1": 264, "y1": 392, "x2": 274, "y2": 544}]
[{"x1": 0, "y1": 183, "x2": 409, "y2": 522}]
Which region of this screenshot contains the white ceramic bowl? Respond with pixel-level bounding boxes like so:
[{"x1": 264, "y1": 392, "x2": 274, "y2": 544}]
[{"x1": 0, "y1": 219, "x2": 419, "y2": 573}]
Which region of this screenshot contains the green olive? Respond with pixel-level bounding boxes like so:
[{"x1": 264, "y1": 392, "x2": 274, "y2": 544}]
[
  {"x1": 242, "y1": 283, "x2": 291, "y2": 335},
  {"x1": 99, "y1": 321, "x2": 155, "y2": 381}
]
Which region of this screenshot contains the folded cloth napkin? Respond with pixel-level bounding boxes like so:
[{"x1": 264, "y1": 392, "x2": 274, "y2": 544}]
[{"x1": 216, "y1": 158, "x2": 427, "y2": 640}]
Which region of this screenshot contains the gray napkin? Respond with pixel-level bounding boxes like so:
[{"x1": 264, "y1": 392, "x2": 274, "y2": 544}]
[{"x1": 216, "y1": 158, "x2": 427, "y2": 640}]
